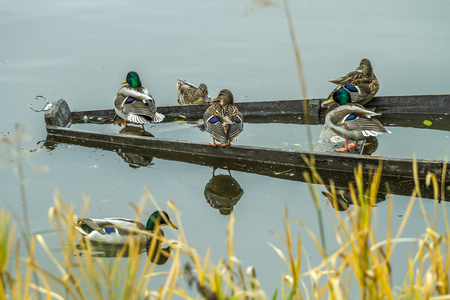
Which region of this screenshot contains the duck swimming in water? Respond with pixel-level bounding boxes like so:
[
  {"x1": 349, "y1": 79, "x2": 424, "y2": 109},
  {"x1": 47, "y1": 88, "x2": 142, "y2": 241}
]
[{"x1": 74, "y1": 211, "x2": 178, "y2": 245}]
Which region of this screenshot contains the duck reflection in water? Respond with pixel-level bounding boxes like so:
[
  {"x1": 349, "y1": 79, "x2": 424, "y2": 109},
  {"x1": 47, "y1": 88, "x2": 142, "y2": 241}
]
[
  {"x1": 321, "y1": 179, "x2": 387, "y2": 212},
  {"x1": 322, "y1": 189, "x2": 351, "y2": 211},
  {"x1": 204, "y1": 167, "x2": 244, "y2": 215},
  {"x1": 114, "y1": 116, "x2": 155, "y2": 136},
  {"x1": 76, "y1": 239, "x2": 180, "y2": 264},
  {"x1": 116, "y1": 148, "x2": 155, "y2": 169},
  {"x1": 112, "y1": 122, "x2": 156, "y2": 168}
]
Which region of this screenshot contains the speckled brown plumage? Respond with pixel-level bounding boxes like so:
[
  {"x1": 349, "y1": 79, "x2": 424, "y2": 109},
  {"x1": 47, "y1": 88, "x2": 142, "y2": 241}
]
[
  {"x1": 177, "y1": 80, "x2": 210, "y2": 105},
  {"x1": 203, "y1": 89, "x2": 243, "y2": 146},
  {"x1": 325, "y1": 58, "x2": 379, "y2": 106}
]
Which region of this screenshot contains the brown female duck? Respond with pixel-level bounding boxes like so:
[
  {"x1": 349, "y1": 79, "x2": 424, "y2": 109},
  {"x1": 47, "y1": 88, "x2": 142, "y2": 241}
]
[
  {"x1": 177, "y1": 79, "x2": 210, "y2": 105},
  {"x1": 203, "y1": 89, "x2": 243, "y2": 146},
  {"x1": 324, "y1": 58, "x2": 379, "y2": 107}
]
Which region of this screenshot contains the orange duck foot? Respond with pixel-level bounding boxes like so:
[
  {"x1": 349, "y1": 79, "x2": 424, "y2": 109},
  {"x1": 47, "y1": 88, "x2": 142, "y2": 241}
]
[{"x1": 335, "y1": 140, "x2": 358, "y2": 152}]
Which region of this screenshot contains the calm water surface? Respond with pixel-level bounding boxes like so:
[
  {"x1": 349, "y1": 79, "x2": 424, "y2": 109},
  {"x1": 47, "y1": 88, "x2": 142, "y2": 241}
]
[{"x1": 1, "y1": 0, "x2": 450, "y2": 297}]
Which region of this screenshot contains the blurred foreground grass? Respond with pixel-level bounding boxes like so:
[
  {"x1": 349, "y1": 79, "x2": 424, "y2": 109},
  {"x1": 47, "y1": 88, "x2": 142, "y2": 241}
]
[{"x1": 1, "y1": 148, "x2": 448, "y2": 299}]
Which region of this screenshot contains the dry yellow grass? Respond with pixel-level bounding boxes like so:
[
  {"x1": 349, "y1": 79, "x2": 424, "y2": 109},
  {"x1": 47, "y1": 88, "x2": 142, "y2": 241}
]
[{"x1": 1, "y1": 157, "x2": 449, "y2": 300}]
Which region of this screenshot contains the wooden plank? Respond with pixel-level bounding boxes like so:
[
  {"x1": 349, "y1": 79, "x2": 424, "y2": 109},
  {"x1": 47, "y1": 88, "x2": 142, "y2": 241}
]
[
  {"x1": 364, "y1": 94, "x2": 450, "y2": 114},
  {"x1": 69, "y1": 94, "x2": 450, "y2": 126},
  {"x1": 162, "y1": 94, "x2": 450, "y2": 117},
  {"x1": 46, "y1": 125, "x2": 449, "y2": 182}
]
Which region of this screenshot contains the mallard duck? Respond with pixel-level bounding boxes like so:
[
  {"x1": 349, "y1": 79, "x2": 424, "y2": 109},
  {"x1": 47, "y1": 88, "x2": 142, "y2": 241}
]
[
  {"x1": 177, "y1": 80, "x2": 210, "y2": 105},
  {"x1": 114, "y1": 71, "x2": 165, "y2": 129},
  {"x1": 203, "y1": 89, "x2": 244, "y2": 146},
  {"x1": 324, "y1": 58, "x2": 379, "y2": 107},
  {"x1": 74, "y1": 211, "x2": 178, "y2": 245},
  {"x1": 323, "y1": 88, "x2": 391, "y2": 152}
]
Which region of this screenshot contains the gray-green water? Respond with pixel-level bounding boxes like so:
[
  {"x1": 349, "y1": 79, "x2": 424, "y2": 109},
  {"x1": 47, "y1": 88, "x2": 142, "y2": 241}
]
[{"x1": 1, "y1": 0, "x2": 450, "y2": 297}]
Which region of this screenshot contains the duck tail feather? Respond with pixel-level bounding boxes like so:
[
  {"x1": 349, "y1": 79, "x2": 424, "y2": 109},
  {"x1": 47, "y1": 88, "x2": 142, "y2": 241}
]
[{"x1": 153, "y1": 112, "x2": 165, "y2": 123}]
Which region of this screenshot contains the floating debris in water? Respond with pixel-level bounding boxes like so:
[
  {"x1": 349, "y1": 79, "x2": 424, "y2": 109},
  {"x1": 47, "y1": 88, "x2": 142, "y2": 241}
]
[{"x1": 423, "y1": 120, "x2": 432, "y2": 126}]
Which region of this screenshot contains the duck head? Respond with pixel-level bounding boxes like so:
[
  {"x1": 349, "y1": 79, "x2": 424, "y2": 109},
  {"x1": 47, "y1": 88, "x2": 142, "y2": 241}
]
[
  {"x1": 122, "y1": 71, "x2": 142, "y2": 88},
  {"x1": 212, "y1": 89, "x2": 234, "y2": 106},
  {"x1": 145, "y1": 211, "x2": 178, "y2": 231},
  {"x1": 322, "y1": 88, "x2": 352, "y2": 108},
  {"x1": 356, "y1": 59, "x2": 374, "y2": 77},
  {"x1": 199, "y1": 83, "x2": 210, "y2": 102}
]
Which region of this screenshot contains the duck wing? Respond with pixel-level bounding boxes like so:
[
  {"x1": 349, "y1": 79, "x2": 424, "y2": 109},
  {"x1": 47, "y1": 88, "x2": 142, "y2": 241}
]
[
  {"x1": 121, "y1": 97, "x2": 162, "y2": 123},
  {"x1": 329, "y1": 70, "x2": 372, "y2": 85},
  {"x1": 330, "y1": 105, "x2": 390, "y2": 135},
  {"x1": 76, "y1": 218, "x2": 146, "y2": 236},
  {"x1": 119, "y1": 86, "x2": 153, "y2": 101},
  {"x1": 204, "y1": 107, "x2": 228, "y2": 144},
  {"x1": 227, "y1": 112, "x2": 244, "y2": 142},
  {"x1": 177, "y1": 80, "x2": 206, "y2": 104},
  {"x1": 177, "y1": 79, "x2": 197, "y2": 89},
  {"x1": 75, "y1": 218, "x2": 107, "y2": 236},
  {"x1": 179, "y1": 85, "x2": 197, "y2": 104},
  {"x1": 204, "y1": 104, "x2": 244, "y2": 144}
]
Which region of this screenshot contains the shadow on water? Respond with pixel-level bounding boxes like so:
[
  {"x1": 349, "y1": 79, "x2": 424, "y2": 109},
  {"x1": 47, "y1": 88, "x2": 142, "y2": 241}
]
[{"x1": 204, "y1": 168, "x2": 244, "y2": 215}]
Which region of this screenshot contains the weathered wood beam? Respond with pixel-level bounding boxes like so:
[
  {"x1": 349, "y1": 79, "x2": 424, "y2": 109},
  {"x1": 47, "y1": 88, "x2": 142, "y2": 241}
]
[
  {"x1": 69, "y1": 94, "x2": 450, "y2": 124},
  {"x1": 45, "y1": 125, "x2": 449, "y2": 182}
]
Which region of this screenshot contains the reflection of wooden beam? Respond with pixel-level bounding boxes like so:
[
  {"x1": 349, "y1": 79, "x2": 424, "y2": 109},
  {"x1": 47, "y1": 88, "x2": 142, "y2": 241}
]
[
  {"x1": 45, "y1": 124, "x2": 449, "y2": 182},
  {"x1": 44, "y1": 128, "x2": 448, "y2": 201}
]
